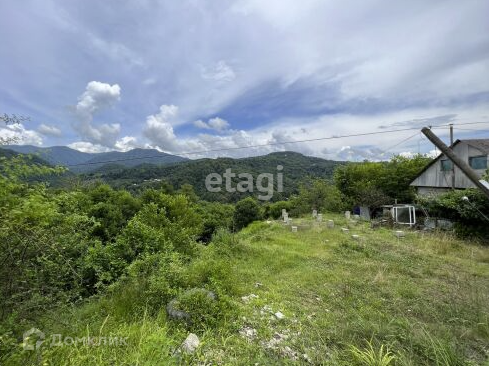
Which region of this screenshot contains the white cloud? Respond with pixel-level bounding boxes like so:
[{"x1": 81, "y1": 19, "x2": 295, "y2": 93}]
[
  {"x1": 73, "y1": 81, "x2": 121, "y2": 147},
  {"x1": 68, "y1": 141, "x2": 110, "y2": 153},
  {"x1": 208, "y1": 117, "x2": 230, "y2": 131},
  {"x1": 193, "y1": 119, "x2": 210, "y2": 129},
  {"x1": 89, "y1": 34, "x2": 144, "y2": 68},
  {"x1": 193, "y1": 117, "x2": 230, "y2": 132},
  {"x1": 115, "y1": 136, "x2": 139, "y2": 152},
  {"x1": 38, "y1": 123, "x2": 62, "y2": 137},
  {"x1": 141, "y1": 103, "x2": 489, "y2": 160},
  {"x1": 0, "y1": 123, "x2": 43, "y2": 146},
  {"x1": 201, "y1": 60, "x2": 236, "y2": 83},
  {"x1": 143, "y1": 104, "x2": 182, "y2": 151}
]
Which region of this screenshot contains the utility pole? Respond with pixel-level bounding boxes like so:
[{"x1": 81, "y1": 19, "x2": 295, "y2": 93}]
[
  {"x1": 422, "y1": 127, "x2": 489, "y2": 199},
  {"x1": 449, "y1": 124, "x2": 455, "y2": 189}
]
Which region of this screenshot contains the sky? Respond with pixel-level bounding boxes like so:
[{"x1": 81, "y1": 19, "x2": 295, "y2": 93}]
[{"x1": 1, "y1": 0, "x2": 489, "y2": 161}]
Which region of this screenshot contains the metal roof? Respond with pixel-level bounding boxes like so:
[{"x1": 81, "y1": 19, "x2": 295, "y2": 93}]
[{"x1": 464, "y1": 139, "x2": 489, "y2": 154}]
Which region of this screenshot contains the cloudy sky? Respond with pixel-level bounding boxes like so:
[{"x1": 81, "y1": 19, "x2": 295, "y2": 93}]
[{"x1": 1, "y1": 0, "x2": 488, "y2": 160}]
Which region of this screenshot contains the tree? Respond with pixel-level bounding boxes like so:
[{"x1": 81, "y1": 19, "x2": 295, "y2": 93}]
[
  {"x1": 233, "y1": 197, "x2": 262, "y2": 230},
  {"x1": 292, "y1": 179, "x2": 345, "y2": 214},
  {"x1": 333, "y1": 154, "x2": 432, "y2": 206},
  {"x1": 178, "y1": 183, "x2": 199, "y2": 203}
]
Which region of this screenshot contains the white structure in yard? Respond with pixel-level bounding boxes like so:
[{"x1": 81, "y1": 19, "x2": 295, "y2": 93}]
[{"x1": 410, "y1": 139, "x2": 488, "y2": 196}]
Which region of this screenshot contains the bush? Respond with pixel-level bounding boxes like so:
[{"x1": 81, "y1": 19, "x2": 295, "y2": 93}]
[
  {"x1": 419, "y1": 188, "x2": 489, "y2": 241},
  {"x1": 233, "y1": 197, "x2": 262, "y2": 230},
  {"x1": 196, "y1": 202, "x2": 235, "y2": 242},
  {"x1": 266, "y1": 200, "x2": 292, "y2": 219},
  {"x1": 167, "y1": 288, "x2": 225, "y2": 329}
]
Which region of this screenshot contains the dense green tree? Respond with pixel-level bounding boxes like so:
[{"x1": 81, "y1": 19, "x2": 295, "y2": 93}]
[
  {"x1": 334, "y1": 154, "x2": 432, "y2": 206},
  {"x1": 292, "y1": 178, "x2": 346, "y2": 214},
  {"x1": 233, "y1": 197, "x2": 262, "y2": 230},
  {"x1": 178, "y1": 183, "x2": 199, "y2": 203},
  {"x1": 196, "y1": 201, "x2": 235, "y2": 242},
  {"x1": 86, "y1": 184, "x2": 141, "y2": 242}
]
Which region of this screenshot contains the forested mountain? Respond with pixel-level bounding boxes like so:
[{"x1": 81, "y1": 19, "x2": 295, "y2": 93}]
[
  {"x1": 0, "y1": 147, "x2": 52, "y2": 166},
  {"x1": 4, "y1": 145, "x2": 188, "y2": 172},
  {"x1": 80, "y1": 151, "x2": 345, "y2": 202}
]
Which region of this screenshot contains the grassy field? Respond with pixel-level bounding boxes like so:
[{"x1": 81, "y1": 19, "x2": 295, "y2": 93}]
[{"x1": 8, "y1": 214, "x2": 489, "y2": 365}]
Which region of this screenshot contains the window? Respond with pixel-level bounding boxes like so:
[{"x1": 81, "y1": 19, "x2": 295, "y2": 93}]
[
  {"x1": 440, "y1": 159, "x2": 453, "y2": 171},
  {"x1": 469, "y1": 155, "x2": 487, "y2": 170}
]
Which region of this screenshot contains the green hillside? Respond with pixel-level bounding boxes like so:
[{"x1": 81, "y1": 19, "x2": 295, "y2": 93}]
[{"x1": 81, "y1": 151, "x2": 344, "y2": 202}]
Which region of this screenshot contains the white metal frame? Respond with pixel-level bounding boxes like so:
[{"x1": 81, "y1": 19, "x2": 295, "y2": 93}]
[{"x1": 392, "y1": 205, "x2": 416, "y2": 227}]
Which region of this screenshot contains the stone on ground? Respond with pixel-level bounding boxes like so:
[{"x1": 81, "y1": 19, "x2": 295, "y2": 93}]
[
  {"x1": 241, "y1": 294, "x2": 259, "y2": 303},
  {"x1": 181, "y1": 333, "x2": 200, "y2": 354},
  {"x1": 274, "y1": 311, "x2": 285, "y2": 319}
]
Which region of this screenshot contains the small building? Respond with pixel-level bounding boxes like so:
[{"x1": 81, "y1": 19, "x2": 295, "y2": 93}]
[{"x1": 410, "y1": 139, "x2": 488, "y2": 196}]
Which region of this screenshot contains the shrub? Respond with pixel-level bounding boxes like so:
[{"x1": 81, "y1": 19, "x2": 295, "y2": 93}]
[
  {"x1": 419, "y1": 189, "x2": 489, "y2": 241},
  {"x1": 266, "y1": 200, "x2": 292, "y2": 219},
  {"x1": 234, "y1": 197, "x2": 262, "y2": 230},
  {"x1": 167, "y1": 288, "x2": 224, "y2": 329},
  {"x1": 196, "y1": 202, "x2": 235, "y2": 242}
]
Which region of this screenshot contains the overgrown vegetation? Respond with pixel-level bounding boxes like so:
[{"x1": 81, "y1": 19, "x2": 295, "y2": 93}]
[{"x1": 1, "y1": 146, "x2": 488, "y2": 365}]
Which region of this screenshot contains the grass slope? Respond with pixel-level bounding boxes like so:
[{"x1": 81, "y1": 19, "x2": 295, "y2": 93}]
[{"x1": 7, "y1": 215, "x2": 489, "y2": 365}]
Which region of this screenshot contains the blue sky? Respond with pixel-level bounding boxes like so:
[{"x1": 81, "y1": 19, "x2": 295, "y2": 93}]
[{"x1": 1, "y1": 0, "x2": 489, "y2": 160}]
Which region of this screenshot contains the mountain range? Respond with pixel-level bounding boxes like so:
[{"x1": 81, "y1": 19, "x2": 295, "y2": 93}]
[{"x1": 3, "y1": 145, "x2": 188, "y2": 172}]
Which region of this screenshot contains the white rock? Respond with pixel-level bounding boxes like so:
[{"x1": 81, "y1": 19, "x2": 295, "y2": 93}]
[
  {"x1": 341, "y1": 228, "x2": 349, "y2": 233},
  {"x1": 241, "y1": 294, "x2": 259, "y2": 303},
  {"x1": 291, "y1": 226, "x2": 298, "y2": 232},
  {"x1": 274, "y1": 311, "x2": 285, "y2": 320},
  {"x1": 351, "y1": 234, "x2": 360, "y2": 240},
  {"x1": 239, "y1": 326, "x2": 257, "y2": 340},
  {"x1": 181, "y1": 333, "x2": 199, "y2": 354}
]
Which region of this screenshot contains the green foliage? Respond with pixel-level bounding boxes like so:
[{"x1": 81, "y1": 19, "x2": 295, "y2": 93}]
[
  {"x1": 234, "y1": 197, "x2": 262, "y2": 230},
  {"x1": 169, "y1": 288, "x2": 227, "y2": 330},
  {"x1": 291, "y1": 178, "x2": 346, "y2": 215},
  {"x1": 0, "y1": 156, "x2": 99, "y2": 328},
  {"x1": 85, "y1": 183, "x2": 141, "y2": 242},
  {"x1": 80, "y1": 151, "x2": 343, "y2": 202},
  {"x1": 349, "y1": 341, "x2": 396, "y2": 366},
  {"x1": 178, "y1": 183, "x2": 199, "y2": 203},
  {"x1": 265, "y1": 200, "x2": 292, "y2": 219},
  {"x1": 418, "y1": 188, "x2": 489, "y2": 241},
  {"x1": 196, "y1": 201, "x2": 235, "y2": 242},
  {"x1": 0, "y1": 154, "x2": 205, "y2": 339},
  {"x1": 334, "y1": 154, "x2": 431, "y2": 206}
]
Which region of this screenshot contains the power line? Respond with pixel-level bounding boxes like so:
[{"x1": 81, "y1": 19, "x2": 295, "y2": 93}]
[
  {"x1": 66, "y1": 121, "x2": 489, "y2": 168},
  {"x1": 378, "y1": 131, "x2": 421, "y2": 157}
]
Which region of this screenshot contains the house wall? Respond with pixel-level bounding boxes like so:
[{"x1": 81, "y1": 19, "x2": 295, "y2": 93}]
[{"x1": 411, "y1": 142, "x2": 486, "y2": 191}]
